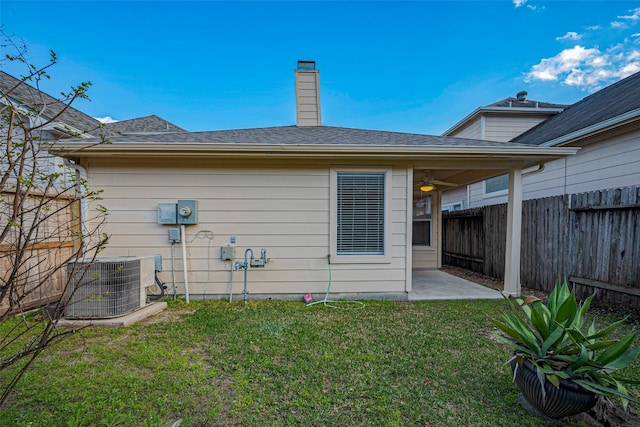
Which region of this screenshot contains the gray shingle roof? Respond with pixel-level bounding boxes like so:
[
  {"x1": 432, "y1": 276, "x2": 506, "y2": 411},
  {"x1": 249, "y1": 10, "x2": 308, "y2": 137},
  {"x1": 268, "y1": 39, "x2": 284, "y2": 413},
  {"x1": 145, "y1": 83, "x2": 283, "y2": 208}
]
[
  {"x1": 104, "y1": 115, "x2": 186, "y2": 134},
  {"x1": 0, "y1": 71, "x2": 119, "y2": 138},
  {"x1": 95, "y1": 125, "x2": 530, "y2": 147},
  {"x1": 512, "y1": 71, "x2": 640, "y2": 145}
]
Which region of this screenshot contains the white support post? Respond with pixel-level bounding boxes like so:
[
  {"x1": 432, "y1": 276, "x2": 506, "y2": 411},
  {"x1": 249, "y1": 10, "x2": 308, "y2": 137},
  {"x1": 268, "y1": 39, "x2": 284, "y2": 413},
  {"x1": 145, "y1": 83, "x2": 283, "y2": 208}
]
[
  {"x1": 504, "y1": 168, "x2": 523, "y2": 297},
  {"x1": 405, "y1": 168, "x2": 413, "y2": 293}
]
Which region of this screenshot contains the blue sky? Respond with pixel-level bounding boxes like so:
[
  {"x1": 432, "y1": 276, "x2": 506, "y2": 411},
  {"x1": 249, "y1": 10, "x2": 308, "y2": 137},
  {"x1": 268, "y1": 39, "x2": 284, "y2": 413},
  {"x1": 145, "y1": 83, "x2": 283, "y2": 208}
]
[{"x1": 1, "y1": 1, "x2": 640, "y2": 134}]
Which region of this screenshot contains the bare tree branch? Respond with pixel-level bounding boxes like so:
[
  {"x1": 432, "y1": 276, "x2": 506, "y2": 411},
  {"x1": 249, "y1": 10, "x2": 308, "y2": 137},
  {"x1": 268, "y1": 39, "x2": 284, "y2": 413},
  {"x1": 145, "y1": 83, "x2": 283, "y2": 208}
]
[{"x1": 0, "y1": 30, "x2": 110, "y2": 405}]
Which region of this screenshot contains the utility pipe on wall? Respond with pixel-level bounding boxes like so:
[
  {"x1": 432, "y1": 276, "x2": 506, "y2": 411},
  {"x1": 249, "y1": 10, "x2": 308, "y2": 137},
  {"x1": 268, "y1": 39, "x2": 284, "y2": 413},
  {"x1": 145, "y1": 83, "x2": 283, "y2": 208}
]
[{"x1": 181, "y1": 224, "x2": 190, "y2": 303}]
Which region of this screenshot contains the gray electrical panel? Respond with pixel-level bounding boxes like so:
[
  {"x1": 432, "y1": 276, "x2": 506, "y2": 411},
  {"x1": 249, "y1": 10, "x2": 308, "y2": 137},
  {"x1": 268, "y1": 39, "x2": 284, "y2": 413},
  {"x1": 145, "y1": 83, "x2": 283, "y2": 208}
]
[
  {"x1": 221, "y1": 246, "x2": 235, "y2": 261},
  {"x1": 157, "y1": 203, "x2": 177, "y2": 224}
]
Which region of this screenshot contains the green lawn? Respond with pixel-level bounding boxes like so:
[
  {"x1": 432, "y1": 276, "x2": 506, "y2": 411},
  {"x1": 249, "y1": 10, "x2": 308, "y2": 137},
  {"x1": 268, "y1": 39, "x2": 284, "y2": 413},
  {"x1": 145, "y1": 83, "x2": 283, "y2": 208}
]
[{"x1": 0, "y1": 298, "x2": 638, "y2": 426}]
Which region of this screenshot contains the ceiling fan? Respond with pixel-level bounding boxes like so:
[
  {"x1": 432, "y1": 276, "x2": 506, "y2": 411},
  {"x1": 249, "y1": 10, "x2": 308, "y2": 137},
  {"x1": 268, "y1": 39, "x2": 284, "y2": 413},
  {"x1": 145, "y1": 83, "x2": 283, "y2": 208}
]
[{"x1": 419, "y1": 176, "x2": 457, "y2": 192}]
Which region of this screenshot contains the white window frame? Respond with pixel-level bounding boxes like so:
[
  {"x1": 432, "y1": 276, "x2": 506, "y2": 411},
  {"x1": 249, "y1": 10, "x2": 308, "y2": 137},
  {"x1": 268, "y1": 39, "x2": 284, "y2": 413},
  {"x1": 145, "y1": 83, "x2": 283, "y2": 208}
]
[
  {"x1": 412, "y1": 194, "x2": 432, "y2": 247},
  {"x1": 330, "y1": 167, "x2": 392, "y2": 264},
  {"x1": 441, "y1": 202, "x2": 464, "y2": 212},
  {"x1": 483, "y1": 174, "x2": 509, "y2": 198}
]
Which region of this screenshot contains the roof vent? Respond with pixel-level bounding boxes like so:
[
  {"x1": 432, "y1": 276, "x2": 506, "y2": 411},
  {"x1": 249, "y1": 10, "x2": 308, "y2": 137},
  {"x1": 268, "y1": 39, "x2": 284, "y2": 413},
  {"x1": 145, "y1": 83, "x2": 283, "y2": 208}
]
[{"x1": 516, "y1": 90, "x2": 528, "y2": 101}]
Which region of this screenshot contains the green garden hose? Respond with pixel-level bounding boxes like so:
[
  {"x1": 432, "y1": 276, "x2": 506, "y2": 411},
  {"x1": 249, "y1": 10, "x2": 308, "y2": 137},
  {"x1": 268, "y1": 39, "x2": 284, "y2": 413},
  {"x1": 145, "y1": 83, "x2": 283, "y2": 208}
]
[{"x1": 306, "y1": 256, "x2": 365, "y2": 309}]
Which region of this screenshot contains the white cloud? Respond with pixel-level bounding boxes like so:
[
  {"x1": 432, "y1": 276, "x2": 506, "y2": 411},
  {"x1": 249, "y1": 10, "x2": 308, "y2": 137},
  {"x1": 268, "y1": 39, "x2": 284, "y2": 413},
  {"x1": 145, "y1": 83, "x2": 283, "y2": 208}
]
[
  {"x1": 609, "y1": 8, "x2": 640, "y2": 29},
  {"x1": 619, "y1": 61, "x2": 640, "y2": 77},
  {"x1": 525, "y1": 43, "x2": 640, "y2": 89},
  {"x1": 513, "y1": 0, "x2": 541, "y2": 11},
  {"x1": 526, "y1": 6, "x2": 640, "y2": 90},
  {"x1": 556, "y1": 32, "x2": 582, "y2": 41},
  {"x1": 526, "y1": 45, "x2": 599, "y2": 82},
  {"x1": 618, "y1": 8, "x2": 640, "y2": 22},
  {"x1": 95, "y1": 116, "x2": 118, "y2": 124}
]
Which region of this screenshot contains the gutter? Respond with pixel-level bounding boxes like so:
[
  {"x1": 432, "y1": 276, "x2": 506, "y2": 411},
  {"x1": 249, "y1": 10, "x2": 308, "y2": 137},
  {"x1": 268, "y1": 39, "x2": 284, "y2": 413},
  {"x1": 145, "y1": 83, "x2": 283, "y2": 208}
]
[{"x1": 52, "y1": 142, "x2": 579, "y2": 158}]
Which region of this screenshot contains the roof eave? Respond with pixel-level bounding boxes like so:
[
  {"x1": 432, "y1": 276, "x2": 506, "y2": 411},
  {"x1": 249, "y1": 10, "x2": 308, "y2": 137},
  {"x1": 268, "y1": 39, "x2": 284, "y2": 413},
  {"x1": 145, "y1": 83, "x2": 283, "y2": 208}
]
[
  {"x1": 539, "y1": 107, "x2": 640, "y2": 147},
  {"x1": 51, "y1": 142, "x2": 578, "y2": 162}
]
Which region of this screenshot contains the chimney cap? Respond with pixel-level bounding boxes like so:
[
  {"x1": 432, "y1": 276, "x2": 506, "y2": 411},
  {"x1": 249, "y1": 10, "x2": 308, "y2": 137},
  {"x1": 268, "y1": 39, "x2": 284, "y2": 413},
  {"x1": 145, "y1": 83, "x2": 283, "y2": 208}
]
[{"x1": 297, "y1": 60, "x2": 316, "y2": 70}]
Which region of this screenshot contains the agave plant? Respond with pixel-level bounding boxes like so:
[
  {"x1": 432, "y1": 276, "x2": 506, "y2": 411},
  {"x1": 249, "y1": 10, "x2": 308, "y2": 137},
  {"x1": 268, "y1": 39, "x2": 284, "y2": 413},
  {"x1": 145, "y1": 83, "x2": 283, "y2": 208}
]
[{"x1": 492, "y1": 282, "x2": 640, "y2": 409}]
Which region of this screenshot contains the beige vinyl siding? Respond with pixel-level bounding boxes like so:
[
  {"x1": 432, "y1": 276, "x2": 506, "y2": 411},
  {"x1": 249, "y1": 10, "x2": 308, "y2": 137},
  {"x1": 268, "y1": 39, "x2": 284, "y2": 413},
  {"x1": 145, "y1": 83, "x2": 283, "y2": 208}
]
[
  {"x1": 86, "y1": 159, "x2": 408, "y2": 297},
  {"x1": 412, "y1": 247, "x2": 437, "y2": 269},
  {"x1": 484, "y1": 116, "x2": 550, "y2": 142},
  {"x1": 449, "y1": 119, "x2": 482, "y2": 139},
  {"x1": 295, "y1": 71, "x2": 321, "y2": 126}
]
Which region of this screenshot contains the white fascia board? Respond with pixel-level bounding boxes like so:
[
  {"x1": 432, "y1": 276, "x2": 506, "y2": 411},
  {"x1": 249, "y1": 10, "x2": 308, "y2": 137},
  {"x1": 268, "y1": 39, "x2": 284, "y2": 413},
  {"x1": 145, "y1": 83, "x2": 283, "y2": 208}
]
[{"x1": 540, "y1": 108, "x2": 640, "y2": 147}]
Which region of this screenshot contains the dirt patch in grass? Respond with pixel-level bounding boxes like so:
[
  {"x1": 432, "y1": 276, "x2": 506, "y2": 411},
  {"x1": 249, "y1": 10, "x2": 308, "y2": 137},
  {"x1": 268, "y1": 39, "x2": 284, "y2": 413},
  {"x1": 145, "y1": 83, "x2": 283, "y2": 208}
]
[{"x1": 139, "y1": 305, "x2": 195, "y2": 325}]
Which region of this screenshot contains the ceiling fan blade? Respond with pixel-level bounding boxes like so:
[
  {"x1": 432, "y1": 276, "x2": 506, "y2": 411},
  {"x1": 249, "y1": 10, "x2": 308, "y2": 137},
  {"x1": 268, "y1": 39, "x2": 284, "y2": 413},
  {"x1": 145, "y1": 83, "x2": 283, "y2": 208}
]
[{"x1": 430, "y1": 179, "x2": 457, "y2": 187}]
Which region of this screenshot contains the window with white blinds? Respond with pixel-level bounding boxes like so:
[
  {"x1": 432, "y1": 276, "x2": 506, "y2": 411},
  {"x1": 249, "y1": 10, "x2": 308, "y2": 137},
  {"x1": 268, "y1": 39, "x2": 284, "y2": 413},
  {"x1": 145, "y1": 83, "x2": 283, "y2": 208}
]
[{"x1": 336, "y1": 172, "x2": 385, "y2": 255}]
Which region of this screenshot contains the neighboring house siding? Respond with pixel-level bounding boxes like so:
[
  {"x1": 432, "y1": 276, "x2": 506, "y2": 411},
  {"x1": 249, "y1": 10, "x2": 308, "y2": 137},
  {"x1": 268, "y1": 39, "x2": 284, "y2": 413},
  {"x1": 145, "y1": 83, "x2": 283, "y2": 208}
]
[
  {"x1": 484, "y1": 116, "x2": 549, "y2": 142},
  {"x1": 441, "y1": 186, "x2": 467, "y2": 210},
  {"x1": 451, "y1": 120, "x2": 482, "y2": 139},
  {"x1": 443, "y1": 115, "x2": 551, "y2": 209},
  {"x1": 86, "y1": 159, "x2": 409, "y2": 297},
  {"x1": 466, "y1": 129, "x2": 640, "y2": 206}
]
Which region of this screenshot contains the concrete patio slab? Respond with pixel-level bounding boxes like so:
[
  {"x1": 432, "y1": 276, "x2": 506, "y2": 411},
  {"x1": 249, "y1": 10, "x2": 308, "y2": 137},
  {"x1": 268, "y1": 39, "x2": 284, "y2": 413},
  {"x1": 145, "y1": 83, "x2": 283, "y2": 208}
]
[{"x1": 410, "y1": 269, "x2": 503, "y2": 300}]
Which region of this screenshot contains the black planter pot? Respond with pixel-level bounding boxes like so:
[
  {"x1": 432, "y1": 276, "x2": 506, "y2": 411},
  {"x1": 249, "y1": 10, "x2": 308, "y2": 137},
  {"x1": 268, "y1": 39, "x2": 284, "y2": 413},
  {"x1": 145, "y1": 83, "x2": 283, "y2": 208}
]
[{"x1": 510, "y1": 358, "x2": 598, "y2": 419}]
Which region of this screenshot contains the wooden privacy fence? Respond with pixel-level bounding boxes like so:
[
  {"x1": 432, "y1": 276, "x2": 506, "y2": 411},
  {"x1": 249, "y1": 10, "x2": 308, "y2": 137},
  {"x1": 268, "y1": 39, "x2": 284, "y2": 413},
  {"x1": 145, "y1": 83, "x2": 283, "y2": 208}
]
[
  {"x1": 443, "y1": 185, "x2": 640, "y2": 307},
  {"x1": 0, "y1": 191, "x2": 78, "y2": 316}
]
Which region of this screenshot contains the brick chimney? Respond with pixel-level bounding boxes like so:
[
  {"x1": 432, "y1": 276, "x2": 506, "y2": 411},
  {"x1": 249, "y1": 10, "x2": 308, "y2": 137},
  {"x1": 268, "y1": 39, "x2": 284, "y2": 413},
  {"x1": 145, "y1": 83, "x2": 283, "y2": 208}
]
[{"x1": 295, "y1": 60, "x2": 321, "y2": 127}]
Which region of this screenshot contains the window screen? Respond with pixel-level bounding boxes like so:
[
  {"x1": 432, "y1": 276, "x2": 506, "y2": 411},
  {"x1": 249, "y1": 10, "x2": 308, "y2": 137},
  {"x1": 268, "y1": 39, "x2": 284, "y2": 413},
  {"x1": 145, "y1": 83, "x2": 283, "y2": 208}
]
[{"x1": 336, "y1": 172, "x2": 385, "y2": 255}]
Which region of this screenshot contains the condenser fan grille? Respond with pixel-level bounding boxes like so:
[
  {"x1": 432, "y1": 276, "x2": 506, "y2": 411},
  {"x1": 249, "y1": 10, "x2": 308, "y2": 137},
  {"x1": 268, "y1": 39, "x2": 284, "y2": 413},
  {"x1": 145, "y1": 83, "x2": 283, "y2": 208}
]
[{"x1": 65, "y1": 256, "x2": 154, "y2": 319}]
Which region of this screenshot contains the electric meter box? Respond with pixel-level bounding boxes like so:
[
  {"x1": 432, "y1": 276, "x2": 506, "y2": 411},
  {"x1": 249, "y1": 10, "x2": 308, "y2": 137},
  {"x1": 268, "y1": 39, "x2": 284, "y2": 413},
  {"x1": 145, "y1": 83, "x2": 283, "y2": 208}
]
[
  {"x1": 157, "y1": 203, "x2": 178, "y2": 224},
  {"x1": 177, "y1": 200, "x2": 198, "y2": 225},
  {"x1": 221, "y1": 246, "x2": 235, "y2": 261}
]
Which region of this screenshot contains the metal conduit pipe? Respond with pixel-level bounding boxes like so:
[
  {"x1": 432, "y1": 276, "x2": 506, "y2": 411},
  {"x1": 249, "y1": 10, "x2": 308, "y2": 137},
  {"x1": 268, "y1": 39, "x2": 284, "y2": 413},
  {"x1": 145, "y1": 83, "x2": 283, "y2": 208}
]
[{"x1": 181, "y1": 224, "x2": 190, "y2": 303}]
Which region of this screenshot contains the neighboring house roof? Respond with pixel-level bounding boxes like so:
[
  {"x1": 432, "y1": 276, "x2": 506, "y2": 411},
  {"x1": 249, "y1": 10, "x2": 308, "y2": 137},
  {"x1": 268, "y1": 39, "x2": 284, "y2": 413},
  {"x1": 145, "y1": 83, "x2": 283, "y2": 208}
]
[
  {"x1": 104, "y1": 114, "x2": 187, "y2": 135},
  {"x1": 443, "y1": 93, "x2": 568, "y2": 136},
  {"x1": 487, "y1": 96, "x2": 568, "y2": 110},
  {"x1": 0, "y1": 71, "x2": 118, "y2": 138},
  {"x1": 512, "y1": 71, "x2": 640, "y2": 146}
]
